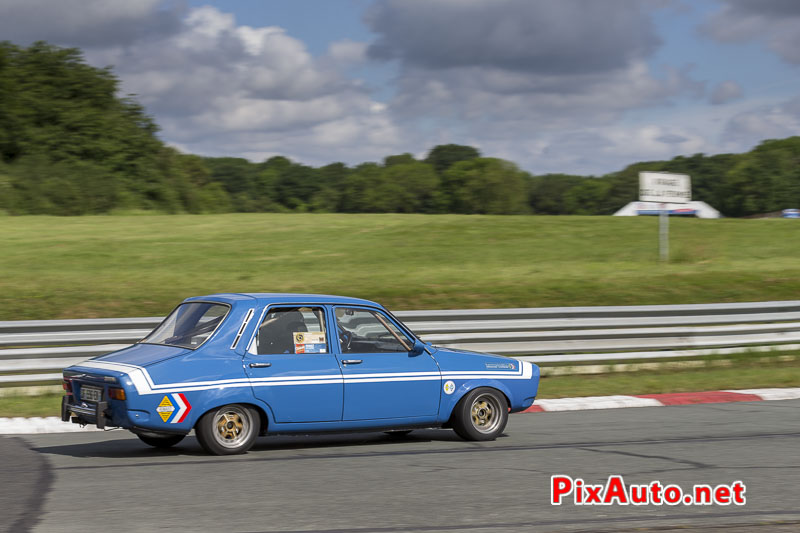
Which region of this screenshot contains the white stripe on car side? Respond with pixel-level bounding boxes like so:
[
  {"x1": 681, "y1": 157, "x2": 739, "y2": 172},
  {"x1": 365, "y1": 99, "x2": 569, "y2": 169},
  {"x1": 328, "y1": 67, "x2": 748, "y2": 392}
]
[{"x1": 73, "y1": 359, "x2": 533, "y2": 396}]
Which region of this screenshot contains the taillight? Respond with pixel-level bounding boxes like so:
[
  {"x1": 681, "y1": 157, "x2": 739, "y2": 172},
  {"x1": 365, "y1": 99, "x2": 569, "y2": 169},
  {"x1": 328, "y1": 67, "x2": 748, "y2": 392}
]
[
  {"x1": 62, "y1": 380, "x2": 72, "y2": 392},
  {"x1": 108, "y1": 387, "x2": 126, "y2": 401}
]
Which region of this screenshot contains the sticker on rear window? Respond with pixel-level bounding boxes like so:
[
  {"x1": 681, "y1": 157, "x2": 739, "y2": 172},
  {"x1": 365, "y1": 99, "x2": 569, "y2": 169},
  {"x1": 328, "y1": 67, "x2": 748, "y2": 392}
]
[{"x1": 294, "y1": 332, "x2": 327, "y2": 354}]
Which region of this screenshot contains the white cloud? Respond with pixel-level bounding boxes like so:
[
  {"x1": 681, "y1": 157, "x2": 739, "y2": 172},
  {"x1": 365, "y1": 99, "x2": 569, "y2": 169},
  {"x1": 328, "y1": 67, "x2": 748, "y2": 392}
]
[
  {"x1": 710, "y1": 80, "x2": 743, "y2": 105},
  {"x1": 722, "y1": 95, "x2": 800, "y2": 146},
  {"x1": 193, "y1": 111, "x2": 403, "y2": 167},
  {"x1": 1, "y1": 0, "x2": 405, "y2": 165},
  {"x1": 361, "y1": 0, "x2": 708, "y2": 174},
  {"x1": 469, "y1": 123, "x2": 712, "y2": 176},
  {"x1": 0, "y1": 0, "x2": 183, "y2": 47},
  {"x1": 2, "y1": 0, "x2": 795, "y2": 176},
  {"x1": 327, "y1": 39, "x2": 369, "y2": 66},
  {"x1": 703, "y1": 1, "x2": 800, "y2": 64},
  {"x1": 66, "y1": 5, "x2": 399, "y2": 163},
  {"x1": 365, "y1": 0, "x2": 662, "y2": 74}
]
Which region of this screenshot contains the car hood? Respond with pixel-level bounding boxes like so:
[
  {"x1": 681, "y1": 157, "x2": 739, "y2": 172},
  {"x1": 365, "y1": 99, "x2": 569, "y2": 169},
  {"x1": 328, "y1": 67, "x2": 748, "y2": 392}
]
[{"x1": 91, "y1": 343, "x2": 190, "y2": 367}]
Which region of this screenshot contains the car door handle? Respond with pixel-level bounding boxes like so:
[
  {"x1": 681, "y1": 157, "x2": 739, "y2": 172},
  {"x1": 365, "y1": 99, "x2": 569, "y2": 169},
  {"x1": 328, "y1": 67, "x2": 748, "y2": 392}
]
[
  {"x1": 342, "y1": 359, "x2": 362, "y2": 365},
  {"x1": 249, "y1": 362, "x2": 272, "y2": 368}
]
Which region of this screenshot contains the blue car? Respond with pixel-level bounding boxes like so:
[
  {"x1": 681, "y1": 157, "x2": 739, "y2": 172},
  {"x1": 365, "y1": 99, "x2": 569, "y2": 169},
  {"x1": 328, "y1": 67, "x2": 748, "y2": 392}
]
[{"x1": 61, "y1": 294, "x2": 540, "y2": 455}]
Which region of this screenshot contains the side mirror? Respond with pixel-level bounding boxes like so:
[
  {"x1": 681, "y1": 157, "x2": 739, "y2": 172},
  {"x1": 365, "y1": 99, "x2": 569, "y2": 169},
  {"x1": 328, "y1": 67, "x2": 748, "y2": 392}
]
[{"x1": 409, "y1": 339, "x2": 426, "y2": 356}]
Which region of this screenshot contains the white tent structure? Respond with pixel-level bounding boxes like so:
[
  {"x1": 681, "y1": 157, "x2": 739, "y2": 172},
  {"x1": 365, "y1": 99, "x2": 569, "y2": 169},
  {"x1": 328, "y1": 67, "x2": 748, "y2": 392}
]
[{"x1": 613, "y1": 201, "x2": 721, "y2": 219}]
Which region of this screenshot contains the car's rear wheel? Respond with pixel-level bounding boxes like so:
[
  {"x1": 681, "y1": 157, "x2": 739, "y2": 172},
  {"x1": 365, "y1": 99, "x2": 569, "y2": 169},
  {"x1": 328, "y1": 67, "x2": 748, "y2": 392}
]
[
  {"x1": 452, "y1": 387, "x2": 508, "y2": 441},
  {"x1": 195, "y1": 404, "x2": 259, "y2": 455},
  {"x1": 136, "y1": 433, "x2": 185, "y2": 449}
]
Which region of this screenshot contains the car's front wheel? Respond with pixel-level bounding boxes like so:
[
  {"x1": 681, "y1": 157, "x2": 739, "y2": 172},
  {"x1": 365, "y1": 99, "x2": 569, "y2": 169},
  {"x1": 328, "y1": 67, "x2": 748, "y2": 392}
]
[
  {"x1": 452, "y1": 387, "x2": 508, "y2": 441},
  {"x1": 136, "y1": 433, "x2": 185, "y2": 449},
  {"x1": 195, "y1": 404, "x2": 259, "y2": 455}
]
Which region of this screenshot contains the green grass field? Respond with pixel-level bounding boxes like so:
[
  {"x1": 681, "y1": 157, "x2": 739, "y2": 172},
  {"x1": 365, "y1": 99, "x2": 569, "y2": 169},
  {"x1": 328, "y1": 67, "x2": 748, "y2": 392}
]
[{"x1": 1, "y1": 213, "x2": 800, "y2": 319}]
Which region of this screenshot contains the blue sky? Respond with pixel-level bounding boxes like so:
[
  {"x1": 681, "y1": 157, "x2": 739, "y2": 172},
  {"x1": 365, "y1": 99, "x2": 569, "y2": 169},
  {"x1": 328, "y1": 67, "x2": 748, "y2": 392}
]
[{"x1": 2, "y1": 0, "x2": 799, "y2": 175}]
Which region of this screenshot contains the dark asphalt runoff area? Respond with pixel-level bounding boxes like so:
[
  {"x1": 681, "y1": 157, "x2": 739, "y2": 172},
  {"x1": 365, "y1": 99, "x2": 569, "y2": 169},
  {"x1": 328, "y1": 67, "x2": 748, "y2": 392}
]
[{"x1": 2, "y1": 399, "x2": 799, "y2": 533}]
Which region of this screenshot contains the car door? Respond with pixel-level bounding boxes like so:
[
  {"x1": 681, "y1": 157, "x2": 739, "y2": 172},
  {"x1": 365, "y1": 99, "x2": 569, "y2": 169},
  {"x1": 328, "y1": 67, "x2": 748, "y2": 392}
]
[
  {"x1": 334, "y1": 306, "x2": 441, "y2": 420},
  {"x1": 244, "y1": 305, "x2": 343, "y2": 423}
]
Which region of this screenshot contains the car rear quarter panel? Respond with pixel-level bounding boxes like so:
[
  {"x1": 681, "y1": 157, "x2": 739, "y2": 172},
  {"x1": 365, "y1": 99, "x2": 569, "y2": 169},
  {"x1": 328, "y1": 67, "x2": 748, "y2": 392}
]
[
  {"x1": 68, "y1": 300, "x2": 261, "y2": 433},
  {"x1": 131, "y1": 299, "x2": 261, "y2": 431}
]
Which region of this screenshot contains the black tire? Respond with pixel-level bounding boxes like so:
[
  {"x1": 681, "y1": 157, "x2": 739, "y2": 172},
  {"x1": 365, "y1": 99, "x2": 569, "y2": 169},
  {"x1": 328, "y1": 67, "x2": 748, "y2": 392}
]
[
  {"x1": 195, "y1": 404, "x2": 259, "y2": 455},
  {"x1": 452, "y1": 387, "x2": 508, "y2": 441},
  {"x1": 136, "y1": 433, "x2": 185, "y2": 449}
]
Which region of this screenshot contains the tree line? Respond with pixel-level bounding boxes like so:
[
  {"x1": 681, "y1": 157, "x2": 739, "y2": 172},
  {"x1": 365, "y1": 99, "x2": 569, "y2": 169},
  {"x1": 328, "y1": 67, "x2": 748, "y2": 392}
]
[{"x1": 1, "y1": 41, "x2": 799, "y2": 217}]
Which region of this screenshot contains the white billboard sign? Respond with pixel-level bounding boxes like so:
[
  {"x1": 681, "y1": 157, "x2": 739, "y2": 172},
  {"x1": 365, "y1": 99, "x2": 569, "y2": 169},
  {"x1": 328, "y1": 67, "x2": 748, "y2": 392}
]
[{"x1": 639, "y1": 172, "x2": 691, "y2": 204}]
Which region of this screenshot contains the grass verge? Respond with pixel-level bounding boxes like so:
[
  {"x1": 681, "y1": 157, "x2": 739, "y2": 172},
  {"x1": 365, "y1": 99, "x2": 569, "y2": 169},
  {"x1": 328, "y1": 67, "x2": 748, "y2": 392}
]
[
  {"x1": 536, "y1": 350, "x2": 800, "y2": 397},
  {"x1": 538, "y1": 363, "x2": 800, "y2": 398},
  {"x1": 0, "y1": 394, "x2": 63, "y2": 418},
  {"x1": 1, "y1": 213, "x2": 800, "y2": 319}
]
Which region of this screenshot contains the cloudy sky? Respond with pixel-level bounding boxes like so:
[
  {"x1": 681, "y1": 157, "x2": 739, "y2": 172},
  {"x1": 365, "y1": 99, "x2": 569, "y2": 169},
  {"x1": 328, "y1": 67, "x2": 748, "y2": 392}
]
[{"x1": 2, "y1": 0, "x2": 800, "y2": 175}]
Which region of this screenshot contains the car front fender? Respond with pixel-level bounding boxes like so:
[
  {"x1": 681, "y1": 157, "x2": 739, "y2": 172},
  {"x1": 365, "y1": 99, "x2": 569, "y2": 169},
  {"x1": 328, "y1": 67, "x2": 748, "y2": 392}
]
[{"x1": 438, "y1": 379, "x2": 514, "y2": 423}]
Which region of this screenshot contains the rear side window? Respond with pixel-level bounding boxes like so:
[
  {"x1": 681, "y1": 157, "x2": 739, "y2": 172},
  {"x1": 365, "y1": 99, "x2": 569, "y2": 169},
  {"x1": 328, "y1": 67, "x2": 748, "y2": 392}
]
[
  {"x1": 142, "y1": 302, "x2": 229, "y2": 349},
  {"x1": 249, "y1": 307, "x2": 328, "y2": 355}
]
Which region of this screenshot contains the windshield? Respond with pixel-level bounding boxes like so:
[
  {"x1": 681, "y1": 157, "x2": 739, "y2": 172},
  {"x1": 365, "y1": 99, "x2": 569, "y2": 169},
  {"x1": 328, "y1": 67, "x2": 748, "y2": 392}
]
[{"x1": 141, "y1": 302, "x2": 229, "y2": 349}]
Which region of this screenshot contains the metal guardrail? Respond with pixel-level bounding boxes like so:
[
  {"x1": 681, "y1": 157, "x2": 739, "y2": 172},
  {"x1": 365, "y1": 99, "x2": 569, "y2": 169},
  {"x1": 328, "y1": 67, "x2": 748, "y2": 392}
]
[{"x1": 1, "y1": 301, "x2": 799, "y2": 389}]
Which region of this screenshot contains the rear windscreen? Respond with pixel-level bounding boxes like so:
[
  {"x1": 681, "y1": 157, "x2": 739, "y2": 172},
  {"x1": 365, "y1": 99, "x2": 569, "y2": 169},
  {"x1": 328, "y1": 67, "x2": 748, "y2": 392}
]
[{"x1": 141, "y1": 302, "x2": 229, "y2": 349}]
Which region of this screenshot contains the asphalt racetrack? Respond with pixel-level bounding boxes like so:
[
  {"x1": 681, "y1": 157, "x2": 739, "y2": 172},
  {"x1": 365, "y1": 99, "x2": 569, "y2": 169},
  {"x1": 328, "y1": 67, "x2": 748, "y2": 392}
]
[{"x1": 3, "y1": 400, "x2": 800, "y2": 533}]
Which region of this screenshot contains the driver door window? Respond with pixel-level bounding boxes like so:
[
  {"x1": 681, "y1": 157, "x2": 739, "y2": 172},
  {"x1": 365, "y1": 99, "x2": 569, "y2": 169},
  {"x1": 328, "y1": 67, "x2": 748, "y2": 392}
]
[{"x1": 335, "y1": 308, "x2": 412, "y2": 354}]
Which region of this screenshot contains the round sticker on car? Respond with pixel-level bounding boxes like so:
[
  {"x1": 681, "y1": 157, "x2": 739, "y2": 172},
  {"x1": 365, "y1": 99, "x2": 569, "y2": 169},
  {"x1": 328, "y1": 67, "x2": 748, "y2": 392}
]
[{"x1": 443, "y1": 380, "x2": 456, "y2": 395}]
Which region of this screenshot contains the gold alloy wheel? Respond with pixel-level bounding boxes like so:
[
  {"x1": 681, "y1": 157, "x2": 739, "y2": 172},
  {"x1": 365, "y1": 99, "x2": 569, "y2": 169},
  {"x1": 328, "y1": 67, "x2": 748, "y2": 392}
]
[
  {"x1": 470, "y1": 394, "x2": 502, "y2": 434},
  {"x1": 212, "y1": 406, "x2": 251, "y2": 448}
]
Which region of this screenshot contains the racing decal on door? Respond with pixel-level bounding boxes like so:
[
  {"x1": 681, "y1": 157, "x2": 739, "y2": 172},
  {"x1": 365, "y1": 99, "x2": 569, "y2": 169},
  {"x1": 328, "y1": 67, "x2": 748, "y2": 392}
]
[{"x1": 156, "y1": 393, "x2": 192, "y2": 423}]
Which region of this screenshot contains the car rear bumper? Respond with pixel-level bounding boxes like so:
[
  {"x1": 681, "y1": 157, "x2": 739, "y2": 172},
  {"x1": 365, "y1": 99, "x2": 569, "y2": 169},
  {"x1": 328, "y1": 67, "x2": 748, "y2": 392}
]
[
  {"x1": 61, "y1": 394, "x2": 111, "y2": 429},
  {"x1": 61, "y1": 394, "x2": 187, "y2": 435}
]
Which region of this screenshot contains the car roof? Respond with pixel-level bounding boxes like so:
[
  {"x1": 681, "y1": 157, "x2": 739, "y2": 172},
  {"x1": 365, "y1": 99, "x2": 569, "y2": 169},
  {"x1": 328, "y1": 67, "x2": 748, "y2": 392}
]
[{"x1": 184, "y1": 293, "x2": 382, "y2": 308}]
